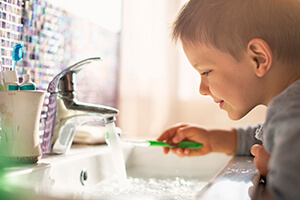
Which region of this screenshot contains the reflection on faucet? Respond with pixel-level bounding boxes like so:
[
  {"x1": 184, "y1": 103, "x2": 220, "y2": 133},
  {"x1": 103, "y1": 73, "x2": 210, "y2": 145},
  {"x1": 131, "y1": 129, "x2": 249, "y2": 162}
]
[{"x1": 41, "y1": 57, "x2": 119, "y2": 154}]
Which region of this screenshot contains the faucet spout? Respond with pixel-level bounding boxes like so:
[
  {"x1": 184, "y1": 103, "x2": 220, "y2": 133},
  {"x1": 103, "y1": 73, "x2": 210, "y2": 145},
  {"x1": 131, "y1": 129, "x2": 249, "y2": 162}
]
[{"x1": 61, "y1": 97, "x2": 119, "y2": 117}]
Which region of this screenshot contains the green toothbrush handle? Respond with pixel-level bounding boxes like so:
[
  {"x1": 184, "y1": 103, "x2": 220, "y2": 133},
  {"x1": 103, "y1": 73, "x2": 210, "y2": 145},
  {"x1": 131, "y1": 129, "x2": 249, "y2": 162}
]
[
  {"x1": 148, "y1": 140, "x2": 171, "y2": 148},
  {"x1": 178, "y1": 141, "x2": 203, "y2": 149},
  {"x1": 148, "y1": 140, "x2": 203, "y2": 149}
]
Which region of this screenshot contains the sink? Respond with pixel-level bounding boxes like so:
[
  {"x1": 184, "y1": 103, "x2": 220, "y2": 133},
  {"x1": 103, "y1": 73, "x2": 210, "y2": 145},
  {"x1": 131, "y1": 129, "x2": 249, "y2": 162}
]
[{"x1": 0, "y1": 144, "x2": 231, "y2": 200}]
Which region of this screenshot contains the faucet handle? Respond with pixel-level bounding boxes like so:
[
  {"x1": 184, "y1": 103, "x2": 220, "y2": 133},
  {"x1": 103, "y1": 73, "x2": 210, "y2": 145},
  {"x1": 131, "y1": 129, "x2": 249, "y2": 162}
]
[{"x1": 47, "y1": 57, "x2": 101, "y2": 93}]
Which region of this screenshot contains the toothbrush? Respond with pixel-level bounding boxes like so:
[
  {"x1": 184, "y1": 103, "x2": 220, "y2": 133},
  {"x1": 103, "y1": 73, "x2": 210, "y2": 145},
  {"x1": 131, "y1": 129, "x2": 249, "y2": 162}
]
[
  {"x1": 126, "y1": 140, "x2": 203, "y2": 149},
  {"x1": 11, "y1": 43, "x2": 24, "y2": 71}
]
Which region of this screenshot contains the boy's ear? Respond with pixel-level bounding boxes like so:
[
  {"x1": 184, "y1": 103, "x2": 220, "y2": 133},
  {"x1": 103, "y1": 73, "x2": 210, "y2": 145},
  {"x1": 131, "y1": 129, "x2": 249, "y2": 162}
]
[{"x1": 247, "y1": 39, "x2": 273, "y2": 77}]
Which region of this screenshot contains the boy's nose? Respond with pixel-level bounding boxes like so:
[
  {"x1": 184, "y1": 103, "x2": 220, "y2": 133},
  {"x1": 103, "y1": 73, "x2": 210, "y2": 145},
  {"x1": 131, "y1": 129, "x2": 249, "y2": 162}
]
[{"x1": 199, "y1": 79, "x2": 210, "y2": 96}]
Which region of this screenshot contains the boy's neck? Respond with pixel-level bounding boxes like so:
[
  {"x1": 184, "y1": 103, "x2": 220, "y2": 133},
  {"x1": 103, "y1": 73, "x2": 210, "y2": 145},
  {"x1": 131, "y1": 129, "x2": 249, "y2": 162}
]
[{"x1": 264, "y1": 64, "x2": 300, "y2": 105}]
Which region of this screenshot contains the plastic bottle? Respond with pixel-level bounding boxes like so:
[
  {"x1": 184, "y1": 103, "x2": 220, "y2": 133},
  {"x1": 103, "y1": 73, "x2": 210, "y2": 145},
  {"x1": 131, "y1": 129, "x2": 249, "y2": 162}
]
[
  {"x1": 20, "y1": 74, "x2": 36, "y2": 90},
  {"x1": 3, "y1": 71, "x2": 19, "y2": 91}
]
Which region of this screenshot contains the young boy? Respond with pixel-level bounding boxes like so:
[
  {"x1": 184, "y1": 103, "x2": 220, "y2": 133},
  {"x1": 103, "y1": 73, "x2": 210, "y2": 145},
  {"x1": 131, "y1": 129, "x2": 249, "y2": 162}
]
[{"x1": 157, "y1": 0, "x2": 300, "y2": 199}]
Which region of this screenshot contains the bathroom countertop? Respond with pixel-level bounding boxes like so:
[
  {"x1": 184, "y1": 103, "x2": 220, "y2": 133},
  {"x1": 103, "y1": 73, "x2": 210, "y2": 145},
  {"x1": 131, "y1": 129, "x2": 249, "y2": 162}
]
[{"x1": 196, "y1": 156, "x2": 273, "y2": 200}]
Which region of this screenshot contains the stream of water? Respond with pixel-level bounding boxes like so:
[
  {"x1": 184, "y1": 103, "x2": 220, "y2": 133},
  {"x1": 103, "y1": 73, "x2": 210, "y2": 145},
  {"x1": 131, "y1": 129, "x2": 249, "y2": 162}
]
[{"x1": 105, "y1": 122, "x2": 129, "y2": 190}]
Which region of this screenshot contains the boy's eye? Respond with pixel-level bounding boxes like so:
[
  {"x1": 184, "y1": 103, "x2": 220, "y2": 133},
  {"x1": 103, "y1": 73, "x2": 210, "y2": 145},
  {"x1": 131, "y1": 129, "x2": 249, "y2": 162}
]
[{"x1": 201, "y1": 70, "x2": 212, "y2": 76}]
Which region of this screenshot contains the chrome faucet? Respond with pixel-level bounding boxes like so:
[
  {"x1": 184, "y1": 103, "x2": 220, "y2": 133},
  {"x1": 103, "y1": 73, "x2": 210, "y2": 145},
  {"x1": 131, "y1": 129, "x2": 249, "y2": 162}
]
[{"x1": 41, "y1": 57, "x2": 119, "y2": 154}]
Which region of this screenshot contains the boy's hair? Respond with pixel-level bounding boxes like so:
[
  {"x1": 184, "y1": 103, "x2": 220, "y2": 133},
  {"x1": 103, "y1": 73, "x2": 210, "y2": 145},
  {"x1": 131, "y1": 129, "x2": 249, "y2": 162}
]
[{"x1": 173, "y1": 0, "x2": 300, "y2": 66}]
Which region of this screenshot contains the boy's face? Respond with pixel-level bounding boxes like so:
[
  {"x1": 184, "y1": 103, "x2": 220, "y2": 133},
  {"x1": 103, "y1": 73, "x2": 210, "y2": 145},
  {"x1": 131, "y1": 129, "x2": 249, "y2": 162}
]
[{"x1": 182, "y1": 41, "x2": 261, "y2": 120}]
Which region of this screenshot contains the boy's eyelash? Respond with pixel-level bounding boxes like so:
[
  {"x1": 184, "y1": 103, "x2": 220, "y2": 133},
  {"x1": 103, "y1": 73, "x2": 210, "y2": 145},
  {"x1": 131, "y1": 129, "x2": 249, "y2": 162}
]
[{"x1": 200, "y1": 70, "x2": 212, "y2": 76}]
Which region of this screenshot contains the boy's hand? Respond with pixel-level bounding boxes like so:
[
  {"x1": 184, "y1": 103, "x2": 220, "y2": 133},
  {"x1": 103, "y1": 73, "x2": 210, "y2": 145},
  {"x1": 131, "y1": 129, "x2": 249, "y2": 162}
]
[
  {"x1": 251, "y1": 144, "x2": 271, "y2": 177},
  {"x1": 157, "y1": 123, "x2": 237, "y2": 157},
  {"x1": 157, "y1": 123, "x2": 213, "y2": 157}
]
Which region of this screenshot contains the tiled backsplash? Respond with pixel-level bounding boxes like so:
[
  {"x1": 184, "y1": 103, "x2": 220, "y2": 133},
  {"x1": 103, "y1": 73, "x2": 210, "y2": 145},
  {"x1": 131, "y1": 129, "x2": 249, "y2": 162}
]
[
  {"x1": 1, "y1": 0, "x2": 22, "y2": 69},
  {"x1": 20, "y1": 0, "x2": 72, "y2": 89},
  {"x1": 0, "y1": 0, "x2": 120, "y2": 138}
]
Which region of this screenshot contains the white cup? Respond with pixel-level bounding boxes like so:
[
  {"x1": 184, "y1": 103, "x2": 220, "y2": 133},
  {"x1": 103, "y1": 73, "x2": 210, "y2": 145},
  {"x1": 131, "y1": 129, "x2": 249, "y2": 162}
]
[{"x1": 0, "y1": 90, "x2": 46, "y2": 164}]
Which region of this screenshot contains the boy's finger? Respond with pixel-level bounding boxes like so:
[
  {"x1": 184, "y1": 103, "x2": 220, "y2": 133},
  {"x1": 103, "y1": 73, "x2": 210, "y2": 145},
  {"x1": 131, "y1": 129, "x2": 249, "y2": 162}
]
[
  {"x1": 172, "y1": 127, "x2": 188, "y2": 143},
  {"x1": 183, "y1": 148, "x2": 190, "y2": 155},
  {"x1": 157, "y1": 124, "x2": 188, "y2": 141},
  {"x1": 251, "y1": 144, "x2": 262, "y2": 156},
  {"x1": 163, "y1": 147, "x2": 170, "y2": 154},
  {"x1": 176, "y1": 148, "x2": 185, "y2": 157},
  {"x1": 157, "y1": 129, "x2": 176, "y2": 141},
  {"x1": 185, "y1": 146, "x2": 211, "y2": 157}
]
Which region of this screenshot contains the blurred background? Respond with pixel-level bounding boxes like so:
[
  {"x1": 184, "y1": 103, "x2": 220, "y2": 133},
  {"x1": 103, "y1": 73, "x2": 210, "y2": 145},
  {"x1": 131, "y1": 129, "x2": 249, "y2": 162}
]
[{"x1": 0, "y1": 0, "x2": 266, "y2": 140}]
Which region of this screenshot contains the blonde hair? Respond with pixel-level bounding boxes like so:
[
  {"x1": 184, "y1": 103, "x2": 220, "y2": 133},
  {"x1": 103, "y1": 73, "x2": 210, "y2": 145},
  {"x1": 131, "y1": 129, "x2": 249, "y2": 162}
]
[{"x1": 173, "y1": 0, "x2": 300, "y2": 65}]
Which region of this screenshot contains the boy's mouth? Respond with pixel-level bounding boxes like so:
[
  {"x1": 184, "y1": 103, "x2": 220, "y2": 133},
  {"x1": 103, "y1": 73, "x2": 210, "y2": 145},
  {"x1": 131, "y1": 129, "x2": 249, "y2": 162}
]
[
  {"x1": 215, "y1": 100, "x2": 224, "y2": 109},
  {"x1": 219, "y1": 100, "x2": 224, "y2": 108}
]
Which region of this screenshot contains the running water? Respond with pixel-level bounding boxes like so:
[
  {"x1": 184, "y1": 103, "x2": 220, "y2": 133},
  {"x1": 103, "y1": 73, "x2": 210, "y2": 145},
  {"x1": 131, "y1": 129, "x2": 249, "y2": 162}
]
[
  {"x1": 105, "y1": 122, "x2": 129, "y2": 190},
  {"x1": 74, "y1": 175, "x2": 207, "y2": 200}
]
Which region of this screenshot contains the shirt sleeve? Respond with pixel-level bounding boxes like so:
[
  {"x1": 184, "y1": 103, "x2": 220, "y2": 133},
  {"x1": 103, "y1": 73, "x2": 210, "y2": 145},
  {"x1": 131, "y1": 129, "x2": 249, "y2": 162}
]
[{"x1": 235, "y1": 124, "x2": 263, "y2": 156}]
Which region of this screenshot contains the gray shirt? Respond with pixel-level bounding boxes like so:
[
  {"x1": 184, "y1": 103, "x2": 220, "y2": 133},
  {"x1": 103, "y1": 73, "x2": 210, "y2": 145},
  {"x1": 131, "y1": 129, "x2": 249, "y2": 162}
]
[{"x1": 236, "y1": 79, "x2": 300, "y2": 200}]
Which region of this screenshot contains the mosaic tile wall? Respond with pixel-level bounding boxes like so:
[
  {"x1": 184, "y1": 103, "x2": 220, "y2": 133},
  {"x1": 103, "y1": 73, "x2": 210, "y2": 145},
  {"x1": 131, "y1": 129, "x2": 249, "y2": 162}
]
[
  {"x1": 20, "y1": 0, "x2": 72, "y2": 90},
  {"x1": 0, "y1": 0, "x2": 120, "y2": 138},
  {"x1": 0, "y1": 0, "x2": 23, "y2": 69}
]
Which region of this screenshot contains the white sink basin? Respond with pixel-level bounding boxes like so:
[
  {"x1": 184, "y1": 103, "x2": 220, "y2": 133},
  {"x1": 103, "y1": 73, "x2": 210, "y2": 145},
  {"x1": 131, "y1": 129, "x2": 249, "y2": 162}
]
[{"x1": 1, "y1": 145, "x2": 231, "y2": 200}]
